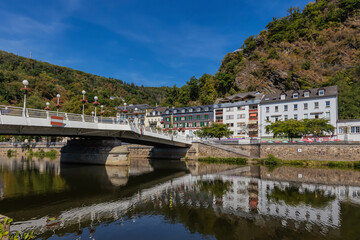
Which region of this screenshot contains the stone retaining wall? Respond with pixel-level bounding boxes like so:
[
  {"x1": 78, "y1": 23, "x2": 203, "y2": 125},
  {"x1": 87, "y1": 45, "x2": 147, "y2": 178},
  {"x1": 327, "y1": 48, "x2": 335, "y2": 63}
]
[
  {"x1": 0, "y1": 144, "x2": 62, "y2": 156},
  {"x1": 259, "y1": 144, "x2": 360, "y2": 161}
]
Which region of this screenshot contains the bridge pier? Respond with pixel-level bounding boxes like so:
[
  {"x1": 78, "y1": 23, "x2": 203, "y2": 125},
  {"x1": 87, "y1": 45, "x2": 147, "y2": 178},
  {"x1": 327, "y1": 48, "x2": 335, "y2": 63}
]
[{"x1": 60, "y1": 139, "x2": 129, "y2": 166}]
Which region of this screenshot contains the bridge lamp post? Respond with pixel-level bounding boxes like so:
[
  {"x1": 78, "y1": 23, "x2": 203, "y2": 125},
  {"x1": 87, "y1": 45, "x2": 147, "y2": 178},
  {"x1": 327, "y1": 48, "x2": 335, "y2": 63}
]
[
  {"x1": 93, "y1": 96, "x2": 100, "y2": 121},
  {"x1": 56, "y1": 94, "x2": 61, "y2": 116},
  {"x1": 100, "y1": 105, "x2": 104, "y2": 123},
  {"x1": 45, "y1": 102, "x2": 51, "y2": 119},
  {"x1": 81, "y1": 90, "x2": 87, "y2": 117},
  {"x1": 21, "y1": 80, "x2": 29, "y2": 117}
]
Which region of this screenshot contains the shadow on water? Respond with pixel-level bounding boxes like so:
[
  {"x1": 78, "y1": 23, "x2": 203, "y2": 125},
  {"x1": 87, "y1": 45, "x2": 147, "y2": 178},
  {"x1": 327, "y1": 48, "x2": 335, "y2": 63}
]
[{"x1": 3, "y1": 157, "x2": 360, "y2": 239}]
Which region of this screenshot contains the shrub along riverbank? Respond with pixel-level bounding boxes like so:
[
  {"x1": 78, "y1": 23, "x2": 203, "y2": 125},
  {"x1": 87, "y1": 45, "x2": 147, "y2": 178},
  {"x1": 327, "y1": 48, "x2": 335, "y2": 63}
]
[
  {"x1": 254, "y1": 154, "x2": 360, "y2": 170},
  {"x1": 197, "y1": 155, "x2": 360, "y2": 171},
  {"x1": 198, "y1": 157, "x2": 248, "y2": 165}
]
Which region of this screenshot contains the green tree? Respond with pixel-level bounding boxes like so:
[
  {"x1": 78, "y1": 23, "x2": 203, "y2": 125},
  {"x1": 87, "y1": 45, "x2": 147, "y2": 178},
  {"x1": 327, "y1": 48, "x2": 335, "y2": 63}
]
[
  {"x1": 187, "y1": 76, "x2": 199, "y2": 101},
  {"x1": 265, "y1": 119, "x2": 305, "y2": 142},
  {"x1": 303, "y1": 118, "x2": 335, "y2": 140}
]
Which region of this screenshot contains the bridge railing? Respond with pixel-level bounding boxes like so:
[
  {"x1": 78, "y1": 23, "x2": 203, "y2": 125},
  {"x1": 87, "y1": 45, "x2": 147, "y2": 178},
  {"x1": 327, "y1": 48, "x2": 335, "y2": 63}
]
[{"x1": 0, "y1": 105, "x2": 191, "y2": 144}]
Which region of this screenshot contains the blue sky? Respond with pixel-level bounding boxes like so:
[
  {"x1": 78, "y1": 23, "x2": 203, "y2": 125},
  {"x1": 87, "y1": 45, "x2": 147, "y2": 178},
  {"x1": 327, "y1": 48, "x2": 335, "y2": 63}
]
[{"x1": 0, "y1": 0, "x2": 310, "y2": 87}]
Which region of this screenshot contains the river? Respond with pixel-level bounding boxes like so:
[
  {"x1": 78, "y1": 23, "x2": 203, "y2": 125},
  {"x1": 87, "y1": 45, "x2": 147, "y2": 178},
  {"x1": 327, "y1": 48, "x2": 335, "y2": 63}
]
[{"x1": 1, "y1": 157, "x2": 360, "y2": 239}]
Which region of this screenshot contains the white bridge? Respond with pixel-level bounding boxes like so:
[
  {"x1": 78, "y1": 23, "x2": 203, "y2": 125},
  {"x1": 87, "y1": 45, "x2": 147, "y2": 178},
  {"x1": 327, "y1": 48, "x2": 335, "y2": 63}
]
[{"x1": 0, "y1": 105, "x2": 191, "y2": 147}]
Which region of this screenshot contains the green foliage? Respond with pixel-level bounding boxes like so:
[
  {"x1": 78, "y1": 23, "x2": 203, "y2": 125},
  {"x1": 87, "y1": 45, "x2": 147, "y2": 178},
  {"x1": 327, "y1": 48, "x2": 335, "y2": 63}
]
[
  {"x1": 198, "y1": 179, "x2": 232, "y2": 198},
  {"x1": 301, "y1": 60, "x2": 311, "y2": 70},
  {"x1": 7, "y1": 149, "x2": 15, "y2": 158},
  {"x1": 0, "y1": 217, "x2": 34, "y2": 240},
  {"x1": 268, "y1": 186, "x2": 336, "y2": 208},
  {"x1": 0, "y1": 50, "x2": 168, "y2": 113},
  {"x1": 242, "y1": 36, "x2": 257, "y2": 54},
  {"x1": 266, "y1": 119, "x2": 335, "y2": 141},
  {"x1": 195, "y1": 123, "x2": 233, "y2": 140},
  {"x1": 28, "y1": 149, "x2": 58, "y2": 159},
  {"x1": 198, "y1": 157, "x2": 248, "y2": 165}
]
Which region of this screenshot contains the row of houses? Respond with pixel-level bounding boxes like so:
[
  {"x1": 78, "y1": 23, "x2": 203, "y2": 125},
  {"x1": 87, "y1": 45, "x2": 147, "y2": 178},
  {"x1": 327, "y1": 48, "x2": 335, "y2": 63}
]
[{"x1": 116, "y1": 85, "x2": 360, "y2": 141}]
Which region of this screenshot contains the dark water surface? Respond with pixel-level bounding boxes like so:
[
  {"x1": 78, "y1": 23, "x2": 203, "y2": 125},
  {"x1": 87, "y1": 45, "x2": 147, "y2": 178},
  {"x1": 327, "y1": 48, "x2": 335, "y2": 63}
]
[{"x1": 1, "y1": 157, "x2": 360, "y2": 240}]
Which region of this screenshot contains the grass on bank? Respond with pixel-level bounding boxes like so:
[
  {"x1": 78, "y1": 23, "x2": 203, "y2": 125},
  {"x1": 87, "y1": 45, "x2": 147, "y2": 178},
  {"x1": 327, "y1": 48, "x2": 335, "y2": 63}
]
[
  {"x1": 27, "y1": 149, "x2": 58, "y2": 160},
  {"x1": 254, "y1": 154, "x2": 360, "y2": 170},
  {"x1": 198, "y1": 157, "x2": 248, "y2": 165}
]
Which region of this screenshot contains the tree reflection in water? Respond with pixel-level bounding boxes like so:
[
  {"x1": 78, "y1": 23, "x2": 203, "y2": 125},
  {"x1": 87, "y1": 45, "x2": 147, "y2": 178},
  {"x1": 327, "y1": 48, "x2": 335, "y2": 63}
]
[
  {"x1": 197, "y1": 179, "x2": 232, "y2": 198},
  {"x1": 267, "y1": 186, "x2": 336, "y2": 208}
]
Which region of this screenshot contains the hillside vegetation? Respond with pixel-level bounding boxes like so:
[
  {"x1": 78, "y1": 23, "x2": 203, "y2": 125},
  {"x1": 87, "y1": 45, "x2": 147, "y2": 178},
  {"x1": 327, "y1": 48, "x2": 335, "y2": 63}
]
[
  {"x1": 166, "y1": 0, "x2": 360, "y2": 119},
  {"x1": 0, "y1": 50, "x2": 169, "y2": 115}
]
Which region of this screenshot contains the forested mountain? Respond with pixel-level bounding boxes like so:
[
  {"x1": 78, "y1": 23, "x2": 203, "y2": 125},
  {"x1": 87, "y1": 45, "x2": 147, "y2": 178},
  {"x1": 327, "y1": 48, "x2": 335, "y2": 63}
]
[
  {"x1": 166, "y1": 0, "x2": 360, "y2": 119},
  {"x1": 0, "y1": 50, "x2": 169, "y2": 116}
]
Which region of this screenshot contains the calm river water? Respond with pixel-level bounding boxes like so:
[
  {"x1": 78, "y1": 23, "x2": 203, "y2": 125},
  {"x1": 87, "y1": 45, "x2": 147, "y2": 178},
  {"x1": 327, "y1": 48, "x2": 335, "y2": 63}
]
[{"x1": 1, "y1": 157, "x2": 360, "y2": 239}]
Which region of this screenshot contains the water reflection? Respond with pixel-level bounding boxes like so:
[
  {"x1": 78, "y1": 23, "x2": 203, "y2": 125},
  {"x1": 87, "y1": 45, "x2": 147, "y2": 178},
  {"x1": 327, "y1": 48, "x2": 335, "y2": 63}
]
[{"x1": 1, "y1": 158, "x2": 360, "y2": 239}]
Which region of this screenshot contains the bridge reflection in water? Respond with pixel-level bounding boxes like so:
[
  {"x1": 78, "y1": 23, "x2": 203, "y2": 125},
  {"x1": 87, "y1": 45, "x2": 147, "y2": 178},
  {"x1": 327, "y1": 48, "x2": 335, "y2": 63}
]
[{"x1": 1, "y1": 158, "x2": 360, "y2": 239}]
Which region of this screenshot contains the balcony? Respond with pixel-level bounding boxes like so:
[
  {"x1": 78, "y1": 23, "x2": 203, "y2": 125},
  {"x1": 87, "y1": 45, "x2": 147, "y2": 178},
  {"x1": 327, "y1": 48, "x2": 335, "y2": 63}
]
[{"x1": 249, "y1": 109, "x2": 258, "y2": 113}]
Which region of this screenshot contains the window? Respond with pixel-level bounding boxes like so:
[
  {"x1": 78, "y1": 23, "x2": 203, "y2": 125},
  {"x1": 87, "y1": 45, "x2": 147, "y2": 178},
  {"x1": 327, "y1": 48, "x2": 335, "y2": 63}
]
[
  {"x1": 196, "y1": 115, "x2": 201, "y2": 120},
  {"x1": 304, "y1": 103, "x2": 308, "y2": 110},
  {"x1": 284, "y1": 105, "x2": 288, "y2": 111},
  {"x1": 189, "y1": 116, "x2": 193, "y2": 120},
  {"x1": 275, "y1": 117, "x2": 279, "y2": 121},
  {"x1": 326, "y1": 112, "x2": 330, "y2": 120},
  {"x1": 237, "y1": 122, "x2": 245, "y2": 127},
  {"x1": 319, "y1": 90, "x2": 325, "y2": 96},
  {"x1": 338, "y1": 127, "x2": 343, "y2": 134},
  {"x1": 280, "y1": 94, "x2": 286, "y2": 100},
  {"x1": 189, "y1": 108, "x2": 193, "y2": 112},
  {"x1": 204, "y1": 114, "x2": 209, "y2": 119},
  {"x1": 166, "y1": 110, "x2": 169, "y2": 114},
  {"x1": 266, "y1": 116, "x2": 270, "y2": 121},
  {"x1": 228, "y1": 123, "x2": 234, "y2": 127},
  {"x1": 284, "y1": 115, "x2": 288, "y2": 120},
  {"x1": 189, "y1": 122, "x2": 193, "y2": 127},
  {"x1": 197, "y1": 108, "x2": 201, "y2": 112},
  {"x1": 304, "y1": 114, "x2": 308, "y2": 119},
  {"x1": 227, "y1": 107, "x2": 233, "y2": 112},
  {"x1": 226, "y1": 115, "x2": 234, "y2": 120},
  {"x1": 315, "y1": 102, "x2": 319, "y2": 109},
  {"x1": 194, "y1": 122, "x2": 197, "y2": 127},
  {"x1": 181, "y1": 116, "x2": 186, "y2": 121},
  {"x1": 181, "y1": 109, "x2": 185, "y2": 113},
  {"x1": 294, "y1": 114, "x2": 298, "y2": 120},
  {"x1": 351, "y1": 127, "x2": 360, "y2": 133},
  {"x1": 294, "y1": 104, "x2": 298, "y2": 111},
  {"x1": 293, "y1": 93, "x2": 298, "y2": 98},
  {"x1": 265, "y1": 98, "x2": 269, "y2": 101},
  {"x1": 275, "y1": 106, "x2": 278, "y2": 112},
  {"x1": 205, "y1": 107, "x2": 209, "y2": 111},
  {"x1": 240, "y1": 114, "x2": 246, "y2": 119},
  {"x1": 237, "y1": 106, "x2": 245, "y2": 110},
  {"x1": 326, "y1": 101, "x2": 330, "y2": 108},
  {"x1": 174, "y1": 110, "x2": 177, "y2": 114},
  {"x1": 200, "y1": 122, "x2": 204, "y2": 127},
  {"x1": 304, "y1": 92, "x2": 310, "y2": 97},
  {"x1": 315, "y1": 114, "x2": 320, "y2": 119},
  {"x1": 186, "y1": 123, "x2": 189, "y2": 127},
  {"x1": 266, "y1": 107, "x2": 269, "y2": 113}
]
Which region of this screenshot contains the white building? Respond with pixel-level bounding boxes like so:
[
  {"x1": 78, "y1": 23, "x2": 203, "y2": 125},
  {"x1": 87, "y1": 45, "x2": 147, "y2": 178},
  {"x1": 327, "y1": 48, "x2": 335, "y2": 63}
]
[
  {"x1": 144, "y1": 107, "x2": 167, "y2": 129},
  {"x1": 214, "y1": 92, "x2": 264, "y2": 138},
  {"x1": 337, "y1": 119, "x2": 360, "y2": 142},
  {"x1": 259, "y1": 86, "x2": 338, "y2": 138}
]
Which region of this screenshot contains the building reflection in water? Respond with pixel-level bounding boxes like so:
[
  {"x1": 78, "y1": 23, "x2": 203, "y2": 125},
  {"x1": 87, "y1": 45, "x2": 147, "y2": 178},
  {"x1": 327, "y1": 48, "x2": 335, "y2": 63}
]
[{"x1": 2, "y1": 160, "x2": 360, "y2": 239}]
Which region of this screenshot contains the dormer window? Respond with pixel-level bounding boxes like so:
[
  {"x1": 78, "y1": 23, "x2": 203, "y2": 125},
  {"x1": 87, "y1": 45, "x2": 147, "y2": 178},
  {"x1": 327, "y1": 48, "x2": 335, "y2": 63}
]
[
  {"x1": 181, "y1": 109, "x2": 185, "y2": 113},
  {"x1": 265, "y1": 98, "x2": 269, "y2": 101},
  {"x1": 166, "y1": 110, "x2": 169, "y2": 114},
  {"x1": 197, "y1": 108, "x2": 201, "y2": 112},
  {"x1": 189, "y1": 108, "x2": 193, "y2": 112},
  {"x1": 173, "y1": 110, "x2": 177, "y2": 114},
  {"x1": 280, "y1": 94, "x2": 286, "y2": 100},
  {"x1": 205, "y1": 107, "x2": 209, "y2": 111},
  {"x1": 293, "y1": 93, "x2": 298, "y2": 99},
  {"x1": 319, "y1": 90, "x2": 325, "y2": 96},
  {"x1": 304, "y1": 92, "x2": 310, "y2": 97}
]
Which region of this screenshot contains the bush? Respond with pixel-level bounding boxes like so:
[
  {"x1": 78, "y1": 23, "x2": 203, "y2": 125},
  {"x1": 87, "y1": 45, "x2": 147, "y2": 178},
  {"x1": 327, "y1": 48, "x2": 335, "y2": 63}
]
[
  {"x1": 263, "y1": 154, "x2": 281, "y2": 166},
  {"x1": 198, "y1": 157, "x2": 248, "y2": 165}
]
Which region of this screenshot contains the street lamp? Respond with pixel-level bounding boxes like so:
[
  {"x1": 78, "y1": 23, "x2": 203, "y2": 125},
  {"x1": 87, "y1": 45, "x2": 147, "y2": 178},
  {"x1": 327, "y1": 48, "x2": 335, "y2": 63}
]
[
  {"x1": 21, "y1": 80, "x2": 29, "y2": 117},
  {"x1": 56, "y1": 94, "x2": 61, "y2": 116},
  {"x1": 93, "y1": 96, "x2": 100, "y2": 119},
  {"x1": 81, "y1": 90, "x2": 87, "y2": 117},
  {"x1": 91, "y1": 111, "x2": 94, "y2": 117},
  {"x1": 45, "y1": 102, "x2": 51, "y2": 110},
  {"x1": 100, "y1": 105, "x2": 104, "y2": 123}
]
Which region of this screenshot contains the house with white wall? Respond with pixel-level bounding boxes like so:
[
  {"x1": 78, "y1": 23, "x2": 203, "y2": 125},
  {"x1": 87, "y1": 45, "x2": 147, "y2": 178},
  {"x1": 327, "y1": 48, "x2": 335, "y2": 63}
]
[{"x1": 259, "y1": 86, "x2": 338, "y2": 138}]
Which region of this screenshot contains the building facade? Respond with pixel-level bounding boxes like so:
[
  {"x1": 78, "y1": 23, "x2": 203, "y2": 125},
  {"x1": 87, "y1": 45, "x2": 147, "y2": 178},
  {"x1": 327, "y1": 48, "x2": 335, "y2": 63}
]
[
  {"x1": 117, "y1": 104, "x2": 152, "y2": 126},
  {"x1": 337, "y1": 119, "x2": 360, "y2": 142},
  {"x1": 259, "y1": 86, "x2": 338, "y2": 138},
  {"x1": 214, "y1": 92, "x2": 264, "y2": 138},
  {"x1": 144, "y1": 107, "x2": 167, "y2": 128},
  {"x1": 162, "y1": 105, "x2": 214, "y2": 137}
]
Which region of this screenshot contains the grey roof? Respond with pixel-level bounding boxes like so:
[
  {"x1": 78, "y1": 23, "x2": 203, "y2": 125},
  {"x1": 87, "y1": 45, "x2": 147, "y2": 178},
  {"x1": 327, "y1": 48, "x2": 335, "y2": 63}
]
[
  {"x1": 117, "y1": 104, "x2": 152, "y2": 111},
  {"x1": 214, "y1": 91, "x2": 263, "y2": 104},
  {"x1": 162, "y1": 105, "x2": 213, "y2": 115},
  {"x1": 260, "y1": 86, "x2": 338, "y2": 104},
  {"x1": 152, "y1": 106, "x2": 167, "y2": 114}
]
